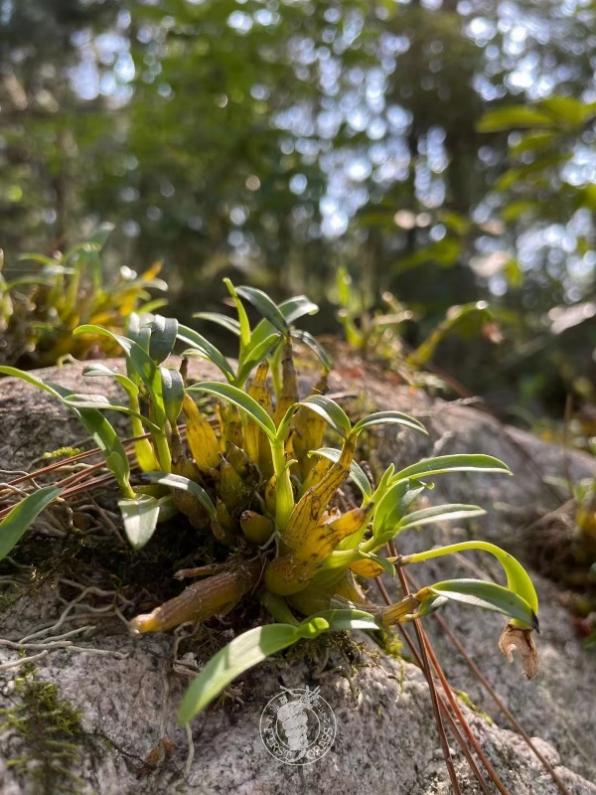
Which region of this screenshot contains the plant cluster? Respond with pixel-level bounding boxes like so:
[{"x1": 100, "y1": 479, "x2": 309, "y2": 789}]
[
  {"x1": 332, "y1": 265, "x2": 501, "y2": 381},
  {"x1": 0, "y1": 280, "x2": 538, "y2": 725},
  {"x1": 0, "y1": 224, "x2": 167, "y2": 367}
]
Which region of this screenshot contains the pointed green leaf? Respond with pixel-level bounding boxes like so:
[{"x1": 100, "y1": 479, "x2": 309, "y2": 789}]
[
  {"x1": 314, "y1": 608, "x2": 379, "y2": 632},
  {"x1": 299, "y1": 395, "x2": 352, "y2": 438},
  {"x1": 177, "y1": 325, "x2": 235, "y2": 382},
  {"x1": 237, "y1": 333, "x2": 280, "y2": 383},
  {"x1": 280, "y1": 295, "x2": 319, "y2": 325},
  {"x1": 236, "y1": 285, "x2": 288, "y2": 334},
  {"x1": 83, "y1": 364, "x2": 139, "y2": 399},
  {"x1": 193, "y1": 312, "x2": 241, "y2": 337},
  {"x1": 373, "y1": 481, "x2": 426, "y2": 538},
  {"x1": 160, "y1": 367, "x2": 185, "y2": 426},
  {"x1": 223, "y1": 278, "x2": 251, "y2": 347},
  {"x1": 397, "y1": 504, "x2": 486, "y2": 532},
  {"x1": 147, "y1": 315, "x2": 179, "y2": 363},
  {"x1": 291, "y1": 329, "x2": 332, "y2": 371},
  {"x1": 178, "y1": 623, "x2": 302, "y2": 723},
  {"x1": 427, "y1": 579, "x2": 538, "y2": 629},
  {"x1": 143, "y1": 472, "x2": 217, "y2": 520},
  {"x1": 0, "y1": 366, "x2": 64, "y2": 401},
  {"x1": 354, "y1": 410, "x2": 427, "y2": 437},
  {"x1": 73, "y1": 324, "x2": 133, "y2": 356},
  {"x1": 61, "y1": 395, "x2": 161, "y2": 433},
  {"x1": 247, "y1": 295, "x2": 318, "y2": 353},
  {"x1": 187, "y1": 381, "x2": 277, "y2": 441},
  {"x1": 0, "y1": 487, "x2": 62, "y2": 560},
  {"x1": 393, "y1": 454, "x2": 512, "y2": 484},
  {"x1": 477, "y1": 105, "x2": 555, "y2": 133}
]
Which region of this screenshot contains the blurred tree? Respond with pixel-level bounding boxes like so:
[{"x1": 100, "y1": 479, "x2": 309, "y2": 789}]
[
  {"x1": 0, "y1": 0, "x2": 120, "y2": 254},
  {"x1": 0, "y1": 0, "x2": 594, "y2": 418}
]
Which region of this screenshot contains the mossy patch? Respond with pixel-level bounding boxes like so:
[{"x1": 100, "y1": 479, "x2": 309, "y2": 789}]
[
  {"x1": 455, "y1": 689, "x2": 494, "y2": 725},
  {"x1": 0, "y1": 664, "x2": 89, "y2": 795}
]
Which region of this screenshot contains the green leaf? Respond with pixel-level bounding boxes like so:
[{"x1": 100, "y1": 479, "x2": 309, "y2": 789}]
[
  {"x1": 147, "y1": 315, "x2": 179, "y2": 363},
  {"x1": 236, "y1": 285, "x2": 288, "y2": 334},
  {"x1": 127, "y1": 314, "x2": 151, "y2": 352},
  {"x1": 280, "y1": 295, "x2": 319, "y2": 324},
  {"x1": 60, "y1": 395, "x2": 161, "y2": 434},
  {"x1": 477, "y1": 105, "x2": 555, "y2": 133},
  {"x1": 178, "y1": 623, "x2": 303, "y2": 723},
  {"x1": 248, "y1": 295, "x2": 318, "y2": 352},
  {"x1": 0, "y1": 366, "x2": 64, "y2": 401},
  {"x1": 73, "y1": 324, "x2": 133, "y2": 356},
  {"x1": 237, "y1": 333, "x2": 280, "y2": 383},
  {"x1": 314, "y1": 608, "x2": 379, "y2": 632},
  {"x1": 311, "y1": 447, "x2": 372, "y2": 498},
  {"x1": 0, "y1": 487, "x2": 62, "y2": 561},
  {"x1": 298, "y1": 395, "x2": 352, "y2": 438},
  {"x1": 75, "y1": 407, "x2": 132, "y2": 494},
  {"x1": 373, "y1": 481, "x2": 426, "y2": 538},
  {"x1": 177, "y1": 325, "x2": 235, "y2": 382},
  {"x1": 188, "y1": 381, "x2": 277, "y2": 441},
  {"x1": 193, "y1": 312, "x2": 241, "y2": 337},
  {"x1": 402, "y1": 539, "x2": 538, "y2": 620},
  {"x1": 427, "y1": 579, "x2": 538, "y2": 629},
  {"x1": 82, "y1": 364, "x2": 140, "y2": 399},
  {"x1": 393, "y1": 454, "x2": 512, "y2": 484},
  {"x1": 0, "y1": 368, "x2": 133, "y2": 496},
  {"x1": 76, "y1": 325, "x2": 164, "y2": 414},
  {"x1": 539, "y1": 96, "x2": 595, "y2": 127},
  {"x1": 354, "y1": 410, "x2": 427, "y2": 437},
  {"x1": 509, "y1": 132, "x2": 556, "y2": 156},
  {"x1": 143, "y1": 472, "x2": 217, "y2": 520},
  {"x1": 291, "y1": 329, "x2": 332, "y2": 371},
  {"x1": 118, "y1": 494, "x2": 161, "y2": 550},
  {"x1": 397, "y1": 504, "x2": 486, "y2": 532},
  {"x1": 223, "y1": 278, "x2": 251, "y2": 347},
  {"x1": 160, "y1": 367, "x2": 185, "y2": 426}
]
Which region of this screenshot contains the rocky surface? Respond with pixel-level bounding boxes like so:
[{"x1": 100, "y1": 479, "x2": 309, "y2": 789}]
[{"x1": 0, "y1": 357, "x2": 595, "y2": 795}]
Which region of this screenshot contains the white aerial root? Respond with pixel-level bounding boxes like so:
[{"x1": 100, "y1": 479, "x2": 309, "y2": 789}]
[
  {"x1": 0, "y1": 578, "x2": 132, "y2": 671},
  {"x1": 183, "y1": 724, "x2": 195, "y2": 781}
]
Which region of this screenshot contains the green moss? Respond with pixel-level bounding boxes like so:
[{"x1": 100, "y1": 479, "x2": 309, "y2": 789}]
[
  {"x1": 0, "y1": 664, "x2": 86, "y2": 794},
  {"x1": 455, "y1": 689, "x2": 494, "y2": 724},
  {"x1": 40, "y1": 446, "x2": 84, "y2": 461},
  {"x1": 379, "y1": 629, "x2": 404, "y2": 659}
]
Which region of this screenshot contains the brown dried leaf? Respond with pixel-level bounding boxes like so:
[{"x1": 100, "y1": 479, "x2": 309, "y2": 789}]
[{"x1": 498, "y1": 624, "x2": 539, "y2": 679}]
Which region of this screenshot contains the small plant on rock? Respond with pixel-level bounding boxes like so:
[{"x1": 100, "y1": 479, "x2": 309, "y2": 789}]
[
  {"x1": 0, "y1": 279, "x2": 538, "y2": 726},
  {"x1": 0, "y1": 224, "x2": 167, "y2": 367}
]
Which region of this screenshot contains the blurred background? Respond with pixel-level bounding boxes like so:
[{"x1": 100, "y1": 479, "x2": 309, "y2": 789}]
[{"x1": 0, "y1": 0, "x2": 594, "y2": 435}]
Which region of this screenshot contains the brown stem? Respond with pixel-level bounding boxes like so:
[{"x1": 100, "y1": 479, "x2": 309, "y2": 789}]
[
  {"x1": 129, "y1": 560, "x2": 261, "y2": 634},
  {"x1": 430, "y1": 608, "x2": 571, "y2": 795},
  {"x1": 375, "y1": 577, "x2": 462, "y2": 795}
]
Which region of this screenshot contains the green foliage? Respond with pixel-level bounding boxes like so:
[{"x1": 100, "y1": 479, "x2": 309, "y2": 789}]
[
  {"x1": 1, "y1": 279, "x2": 538, "y2": 725},
  {"x1": 331, "y1": 266, "x2": 502, "y2": 387},
  {"x1": 0, "y1": 487, "x2": 62, "y2": 561},
  {"x1": 0, "y1": 226, "x2": 167, "y2": 367}
]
